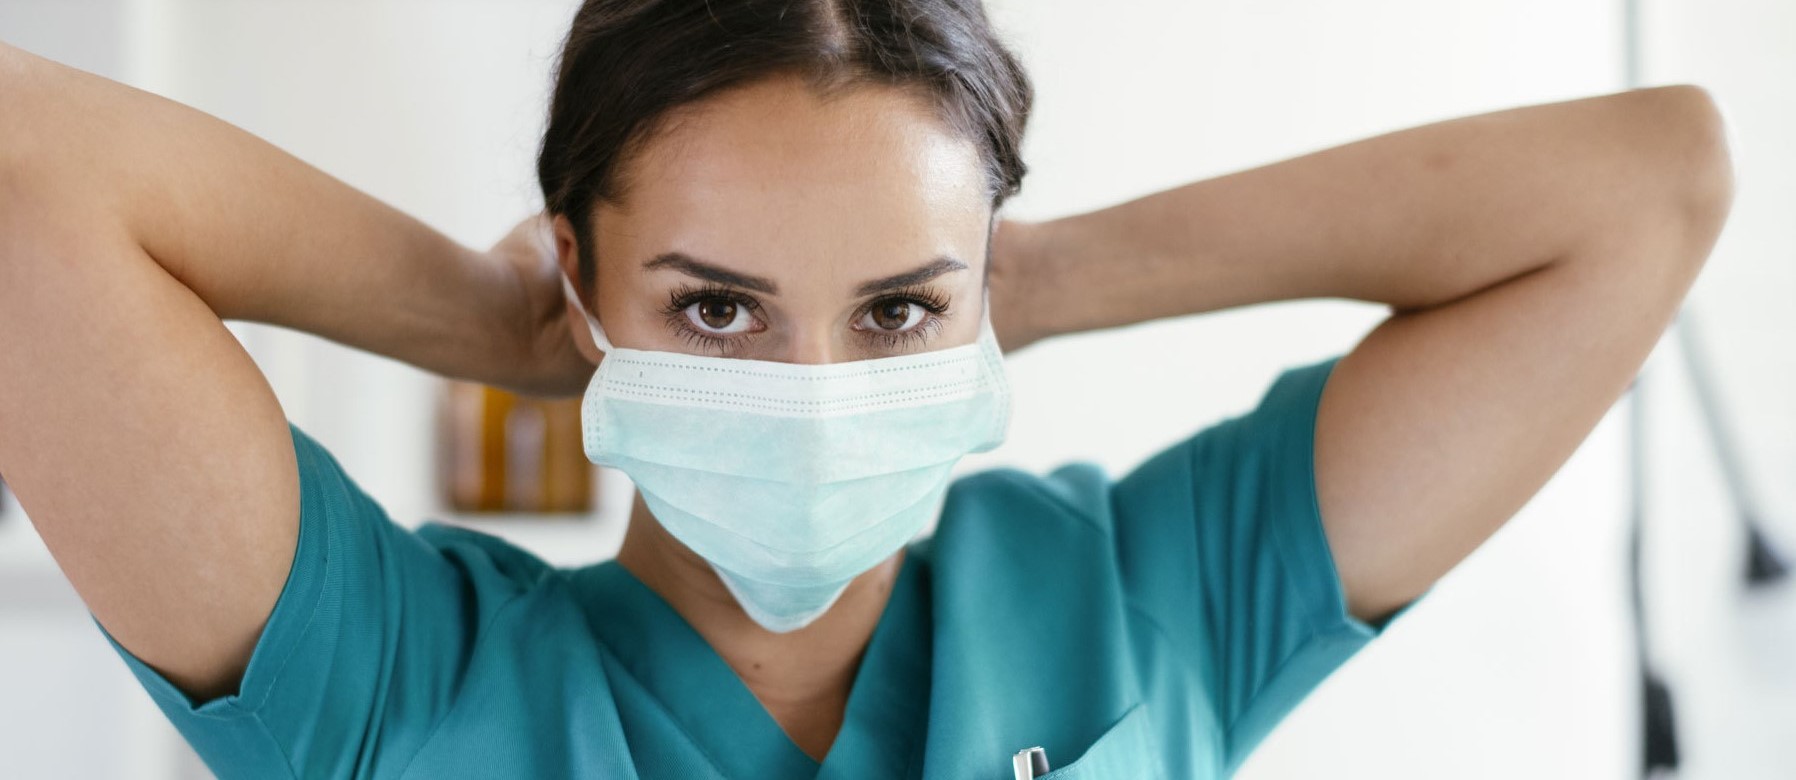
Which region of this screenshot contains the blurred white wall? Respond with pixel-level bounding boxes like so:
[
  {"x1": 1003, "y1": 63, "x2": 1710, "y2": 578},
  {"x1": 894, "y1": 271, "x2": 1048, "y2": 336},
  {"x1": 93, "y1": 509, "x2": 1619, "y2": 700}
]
[{"x1": 1, "y1": 0, "x2": 1790, "y2": 778}]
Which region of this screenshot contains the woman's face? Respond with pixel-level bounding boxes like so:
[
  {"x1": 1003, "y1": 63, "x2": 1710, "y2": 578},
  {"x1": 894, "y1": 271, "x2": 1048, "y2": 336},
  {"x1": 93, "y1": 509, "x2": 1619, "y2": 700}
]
[{"x1": 557, "y1": 74, "x2": 995, "y2": 365}]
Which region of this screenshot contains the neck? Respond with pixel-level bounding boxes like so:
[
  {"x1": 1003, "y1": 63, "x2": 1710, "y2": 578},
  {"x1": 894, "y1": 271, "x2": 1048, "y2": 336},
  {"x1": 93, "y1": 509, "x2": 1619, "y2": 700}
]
[{"x1": 615, "y1": 492, "x2": 902, "y2": 762}]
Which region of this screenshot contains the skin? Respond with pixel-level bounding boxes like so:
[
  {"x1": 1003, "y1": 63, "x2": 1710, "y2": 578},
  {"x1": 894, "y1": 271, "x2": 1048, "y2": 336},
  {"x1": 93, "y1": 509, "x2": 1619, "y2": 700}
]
[{"x1": 0, "y1": 37, "x2": 1732, "y2": 766}]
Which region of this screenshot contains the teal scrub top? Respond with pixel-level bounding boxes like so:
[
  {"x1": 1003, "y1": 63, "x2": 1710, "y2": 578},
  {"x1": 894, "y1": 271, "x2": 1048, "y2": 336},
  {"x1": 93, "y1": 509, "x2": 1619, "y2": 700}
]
[{"x1": 100, "y1": 353, "x2": 1403, "y2": 778}]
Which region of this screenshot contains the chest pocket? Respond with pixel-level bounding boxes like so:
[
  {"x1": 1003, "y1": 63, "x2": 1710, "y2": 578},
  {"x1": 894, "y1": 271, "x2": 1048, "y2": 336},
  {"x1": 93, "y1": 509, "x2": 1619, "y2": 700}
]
[{"x1": 1035, "y1": 703, "x2": 1162, "y2": 779}]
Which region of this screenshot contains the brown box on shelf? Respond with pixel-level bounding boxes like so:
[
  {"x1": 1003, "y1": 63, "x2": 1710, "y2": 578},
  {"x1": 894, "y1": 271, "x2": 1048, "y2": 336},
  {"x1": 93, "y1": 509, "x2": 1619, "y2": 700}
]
[{"x1": 436, "y1": 382, "x2": 595, "y2": 515}]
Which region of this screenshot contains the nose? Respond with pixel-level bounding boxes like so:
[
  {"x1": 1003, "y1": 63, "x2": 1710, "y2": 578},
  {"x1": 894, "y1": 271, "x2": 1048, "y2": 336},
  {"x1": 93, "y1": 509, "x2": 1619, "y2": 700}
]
[{"x1": 783, "y1": 330, "x2": 841, "y2": 365}]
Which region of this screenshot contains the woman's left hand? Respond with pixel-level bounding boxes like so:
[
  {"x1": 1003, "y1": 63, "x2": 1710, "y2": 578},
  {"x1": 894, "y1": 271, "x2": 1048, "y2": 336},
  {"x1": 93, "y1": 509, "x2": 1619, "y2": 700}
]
[{"x1": 986, "y1": 218, "x2": 1056, "y2": 353}]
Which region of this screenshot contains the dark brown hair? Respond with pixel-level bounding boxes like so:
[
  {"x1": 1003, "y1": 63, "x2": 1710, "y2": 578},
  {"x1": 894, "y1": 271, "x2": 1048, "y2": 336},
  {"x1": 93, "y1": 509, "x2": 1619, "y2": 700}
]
[{"x1": 537, "y1": 0, "x2": 1033, "y2": 292}]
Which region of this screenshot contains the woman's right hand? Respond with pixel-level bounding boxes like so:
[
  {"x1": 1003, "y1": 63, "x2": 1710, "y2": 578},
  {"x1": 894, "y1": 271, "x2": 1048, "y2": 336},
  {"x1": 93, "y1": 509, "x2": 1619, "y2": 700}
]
[{"x1": 482, "y1": 213, "x2": 599, "y2": 398}]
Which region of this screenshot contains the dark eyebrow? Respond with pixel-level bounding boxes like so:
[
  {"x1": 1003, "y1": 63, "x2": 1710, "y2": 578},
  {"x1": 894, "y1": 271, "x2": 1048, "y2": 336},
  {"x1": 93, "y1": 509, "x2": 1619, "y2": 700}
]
[
  {"x1": 642, "y1": 252, "x2": 779, "y2": 294},
  {"x1": 643, "y1": 251, "x2": 969, "y2": 298},
  {"x1": 854, "y1": 256, "x2": 968, "y2": 297}
]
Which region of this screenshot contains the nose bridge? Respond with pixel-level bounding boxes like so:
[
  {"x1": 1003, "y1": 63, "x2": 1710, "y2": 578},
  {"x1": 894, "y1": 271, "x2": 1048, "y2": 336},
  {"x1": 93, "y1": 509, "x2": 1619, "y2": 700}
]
[
  {"x1": 784, "y1": 325, "x2": 840, "y2": 365},
  {"x1": 771, "y1": 289, "x2": 853, "y2": 364}
]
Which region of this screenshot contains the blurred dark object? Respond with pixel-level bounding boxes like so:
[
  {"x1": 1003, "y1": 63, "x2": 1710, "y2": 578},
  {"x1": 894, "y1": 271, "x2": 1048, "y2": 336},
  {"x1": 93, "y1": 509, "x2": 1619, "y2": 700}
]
[
  {"x1": 1627, "y1": 371, "x2": 1679, "y2": 775},
  {"x1": 1618, "y1": 5, "x2": 1784, "y2": 771},
  {"x1": 1677, "y1": 315, "x2": 1788, "y2": 588},
  {"x1": 1745, "y1": 527, "x2": 1789, "y2": 586},
  {"x1": 1625, "y1": 312, "x2": 1792, "y2": 778},
  {"x1": 1641, "y1": 672, "x2": 1681, "y2": 771},
  {"x1": 437, "y1": 382, "x2": 594, "y2": 514}
]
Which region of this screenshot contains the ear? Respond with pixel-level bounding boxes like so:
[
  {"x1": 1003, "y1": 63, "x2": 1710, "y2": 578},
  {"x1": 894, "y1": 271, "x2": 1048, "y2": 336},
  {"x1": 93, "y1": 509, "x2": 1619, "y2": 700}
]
[
  {"x1": 551, "y1": 213, "x2": 584, "y2": 296},
  {"x1": 551, "y1": 213, "x2": 606, "y2": 363}
]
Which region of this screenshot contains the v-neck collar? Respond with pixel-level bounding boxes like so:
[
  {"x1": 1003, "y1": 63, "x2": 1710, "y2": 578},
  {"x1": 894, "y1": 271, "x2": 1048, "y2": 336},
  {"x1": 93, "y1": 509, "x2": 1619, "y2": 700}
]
[{"x1": 567, "y1": 552, "x2": 932, "y2": 780}]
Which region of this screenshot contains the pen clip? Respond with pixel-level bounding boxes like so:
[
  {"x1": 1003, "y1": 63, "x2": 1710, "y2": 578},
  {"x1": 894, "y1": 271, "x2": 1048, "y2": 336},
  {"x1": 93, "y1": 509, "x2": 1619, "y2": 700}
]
[{"x1": 1012, "y1": 746, "x2": 1050, "y2": 779}]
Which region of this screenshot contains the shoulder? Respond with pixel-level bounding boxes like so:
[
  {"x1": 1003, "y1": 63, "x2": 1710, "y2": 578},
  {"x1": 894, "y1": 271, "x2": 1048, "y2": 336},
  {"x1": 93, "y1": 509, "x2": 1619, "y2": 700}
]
[
  {"x1": 934, "y1": 353, "x2": 1341, "y2": 531},
  {"x1": 918, "y1": 352, "x2": 1350, "y2": 620},
  {"x1": 939, "y1": 461, "x2": 1118, "y2": 537},
  {"x1": 288, "y1": 423, "x2": 554, "y2": 582},
  {"x1": 415, "y1": 523, "x2": 558, "y2": 583},
  {"x1": 286, "y1": 423, "x2": 564, "y2": 616},
  {"x1": 920, "y1": 462, "x2": 1125, "y2": 590}
]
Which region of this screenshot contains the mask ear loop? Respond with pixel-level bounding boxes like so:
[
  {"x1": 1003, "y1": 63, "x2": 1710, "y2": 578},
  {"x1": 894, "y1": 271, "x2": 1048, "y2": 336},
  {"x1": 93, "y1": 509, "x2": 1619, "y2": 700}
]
[{"x1": 560, "y1": 272, "x2": 616, "y2": 353}]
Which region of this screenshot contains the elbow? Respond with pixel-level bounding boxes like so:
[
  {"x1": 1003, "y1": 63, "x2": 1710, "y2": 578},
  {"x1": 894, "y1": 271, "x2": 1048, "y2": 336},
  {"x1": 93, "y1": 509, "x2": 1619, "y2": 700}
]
[
  {"x1": 1646, "y1": 84, "x2": 1737, "y2": 236},
  {"x1": 1600, "y1": 84, "x2": 1735, "y2": 283}
]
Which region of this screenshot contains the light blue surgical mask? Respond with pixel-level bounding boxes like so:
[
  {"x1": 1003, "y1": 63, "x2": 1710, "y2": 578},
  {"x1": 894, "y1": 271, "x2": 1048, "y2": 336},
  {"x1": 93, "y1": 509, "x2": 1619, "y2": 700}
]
[{"x1": 562, "y1": 275, "x2": 1011, "y2": 632}]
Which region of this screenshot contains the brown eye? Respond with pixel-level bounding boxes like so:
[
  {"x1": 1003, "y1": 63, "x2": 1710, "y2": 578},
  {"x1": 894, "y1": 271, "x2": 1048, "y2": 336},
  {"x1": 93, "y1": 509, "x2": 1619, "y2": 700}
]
[
  {"x1": 699, "y1": 300, "x2": 735, "y2": 328},
  {"x1": 865, "y1": 299, "x2": 922, "y2": 332},
  {"x1": 684, "y1": 297, "x2": 753, "y2": 334}
]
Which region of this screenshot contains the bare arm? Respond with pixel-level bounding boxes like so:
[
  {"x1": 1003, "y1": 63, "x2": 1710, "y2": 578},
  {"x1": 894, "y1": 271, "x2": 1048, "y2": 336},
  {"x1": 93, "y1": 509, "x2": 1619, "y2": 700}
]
[
  {"x1": 994, "y1": 85, "x2": 1733, "y2": 622},
  {"x1": 0, "y1": 43, "x2": 583, "y2": 699}
]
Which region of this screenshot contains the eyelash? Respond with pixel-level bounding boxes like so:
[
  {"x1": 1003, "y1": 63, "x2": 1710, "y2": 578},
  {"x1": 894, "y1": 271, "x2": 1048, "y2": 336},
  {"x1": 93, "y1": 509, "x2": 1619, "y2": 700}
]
[
  {"x1": 661, "y1": 283, "x2": 763, "y2": 354},
  {"x1": 658, "y1": 282, "x2": 952, "y2": 354}
]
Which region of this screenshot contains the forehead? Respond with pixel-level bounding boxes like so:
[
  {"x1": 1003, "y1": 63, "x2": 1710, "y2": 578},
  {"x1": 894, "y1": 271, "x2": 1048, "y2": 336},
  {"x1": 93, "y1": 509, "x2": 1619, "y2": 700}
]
[{"x1": 598, "y1": 75, "x2": 992, "y2": 280}]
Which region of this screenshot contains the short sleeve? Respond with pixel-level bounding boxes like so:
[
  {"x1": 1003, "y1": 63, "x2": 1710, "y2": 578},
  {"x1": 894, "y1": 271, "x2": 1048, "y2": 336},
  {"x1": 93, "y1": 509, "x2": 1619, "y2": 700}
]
[
  {"x1": 1109, "y1": 354, "x2": 1407, "y2": 773},
  {"x1": 94, "y1": 423, "x2": 520, "y2": 779}
]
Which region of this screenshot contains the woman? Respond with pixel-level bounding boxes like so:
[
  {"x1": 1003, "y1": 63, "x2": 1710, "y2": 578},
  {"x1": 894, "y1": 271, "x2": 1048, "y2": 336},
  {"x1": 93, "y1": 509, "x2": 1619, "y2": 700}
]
[{"x1": 0, "y1": 0, "x2": 1732, "y2": 776}]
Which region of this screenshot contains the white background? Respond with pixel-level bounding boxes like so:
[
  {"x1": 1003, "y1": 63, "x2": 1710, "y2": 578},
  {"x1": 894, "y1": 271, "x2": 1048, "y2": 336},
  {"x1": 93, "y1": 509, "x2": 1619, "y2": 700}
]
[{"x1": 1, "y1": 0, "x2": 1791, "y2": 778}]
